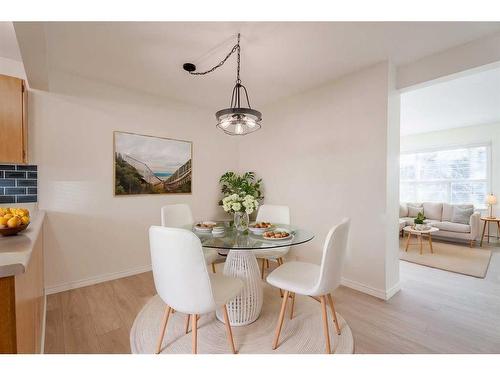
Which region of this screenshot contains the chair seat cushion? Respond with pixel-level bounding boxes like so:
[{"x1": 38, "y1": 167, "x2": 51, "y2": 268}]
[
  {"x1": 209, "y1": 273, "x2": 244, "y2": 307},
  {"x1": 432, "y1": 221, "x2": 471, "y2": 233},
  {"x1": 266, "y1": 261, "x2": 320, "y2": 296}
]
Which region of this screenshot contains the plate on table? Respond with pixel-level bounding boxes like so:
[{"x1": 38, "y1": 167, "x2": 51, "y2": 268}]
[
  {"x1": 262, "y1": 228, "x2": 293, "y2": 241},
  {"x1": 248, "y1": 222, "x2": 275, "y2": 235},
  {"x1": 194, "y1": 221, "x2": 217, "y2": 233}
]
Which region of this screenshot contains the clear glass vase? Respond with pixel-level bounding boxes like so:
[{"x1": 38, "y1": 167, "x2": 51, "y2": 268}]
[{"x1": 234, "y1": 211, "x2": 250, "y2": 232}]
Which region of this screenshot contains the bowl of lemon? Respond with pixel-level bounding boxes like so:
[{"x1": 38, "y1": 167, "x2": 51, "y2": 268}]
[{"x1": 0, "y1": 207, "x2": 31, "y2": 236}]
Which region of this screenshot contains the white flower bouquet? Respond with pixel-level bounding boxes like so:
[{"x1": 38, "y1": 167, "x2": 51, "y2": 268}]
[{"x1": 222, "y1": 193, "x2": 259, "y2": 215}]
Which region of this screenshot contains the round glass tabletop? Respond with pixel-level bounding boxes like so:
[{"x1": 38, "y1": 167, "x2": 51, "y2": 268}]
[{"x1": 187, "y1": 223, "x2": 314, "y2": 250}]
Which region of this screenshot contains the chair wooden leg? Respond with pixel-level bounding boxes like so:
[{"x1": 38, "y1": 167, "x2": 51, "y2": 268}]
[
  {"x1": 184, "y1": 314, "x2": 190, "y2": 334},
  {"x1": 266, "y1": 259, "x2": 270, "y2": 268},
  {"x1": 211, "y1": 262, "x2": 216, "y2": 273},
  {"x1": 277, "y1": 258, "x2": 284, "y2": 297},
  {"x1": 155, "y1": 306, "x2": 171, "y2": 354},
  {"x1": 289, "y1": 293, "x2": 295, "y2": 319},
  {"x1": 272, "y1": 290, "x2": 290, "y2": 350},
  {"x1": 320, "y1": 295, "x2": 331, "y2": 354},
  {"x1": 191, "y1": 314, "x2": 198, "y2": 354},
  {"x1": 222, "y1": 305, "x2": 237, "y2": 354},
  {"x1": 327, "y1": 293, "x2": 341, "y2": 335},
  {"x1": 261, "y1": 258, "x2": 266, "y2": 279}
]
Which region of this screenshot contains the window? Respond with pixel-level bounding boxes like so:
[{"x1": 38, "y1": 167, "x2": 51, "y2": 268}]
[{"x1": 400, "y1": 145, "x2": 489, "y2": 208}]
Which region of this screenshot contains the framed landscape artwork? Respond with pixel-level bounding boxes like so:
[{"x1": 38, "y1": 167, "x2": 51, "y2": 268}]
[{"x1": 114, "y1": 131, "x2": 192, "y2": 195}]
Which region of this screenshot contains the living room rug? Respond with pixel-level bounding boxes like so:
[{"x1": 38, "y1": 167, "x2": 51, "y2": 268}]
[
  {"x1": 130, "y1": 282, "x2": 354, "y2": 354},
  {"x1": 399, "y1": 240, "x2": 492, "y2": 278}
]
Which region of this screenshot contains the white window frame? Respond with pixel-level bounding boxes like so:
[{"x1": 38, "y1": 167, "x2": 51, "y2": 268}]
[{"x1": 400, "y1": 142, "x2": 492, "y2": 209}]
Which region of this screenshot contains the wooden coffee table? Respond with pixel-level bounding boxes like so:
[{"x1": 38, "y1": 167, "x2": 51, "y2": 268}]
[
  {"x1": 403, "y1": 226, "x2": 439, "y2": 255},
  {"x1": 480, "y1": 217, "x2": 500, "y2": 247}
]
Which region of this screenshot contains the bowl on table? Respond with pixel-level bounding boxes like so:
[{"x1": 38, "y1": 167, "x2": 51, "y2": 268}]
[
  {"x1": 211, "y1": 226, "x2": 225, "y2": 236},
  {"x1": 248, "y1": 222, "x2": 274, "y2": 235},
  {"x1": 194, "y1": 221, "x2": 217, "y2": 233},
  {"x1": 262, "y1": 228, "x2": 292, "y2": 241}
]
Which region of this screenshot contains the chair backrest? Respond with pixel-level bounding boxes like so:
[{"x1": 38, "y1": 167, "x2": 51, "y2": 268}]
[
  {"x1": 256, "y1": 204, "x2": 290, "y2": 225},
  {"x1": 149, "y1": 226, "x2": 216, "y2": 314},
  {"x1": 314, "y1": 218, "x2": 350, "y2": 295},
  {"x1": 161, "y1": 203, "x2": 193, "y2": 228}
]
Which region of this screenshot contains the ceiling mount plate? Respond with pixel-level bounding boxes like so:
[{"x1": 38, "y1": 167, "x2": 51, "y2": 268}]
[{"x1": 183, "y1": 63, "x2": 196, "y2": 72}]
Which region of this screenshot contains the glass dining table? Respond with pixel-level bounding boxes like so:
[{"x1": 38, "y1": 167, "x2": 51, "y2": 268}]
[{"x1": 187, "y1": 223, "x2": 314, "y2": 326}]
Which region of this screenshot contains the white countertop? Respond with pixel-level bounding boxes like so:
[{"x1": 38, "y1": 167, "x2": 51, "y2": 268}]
[{"x1": 0, "y1": 210, "x2": 45, "y2": 277}]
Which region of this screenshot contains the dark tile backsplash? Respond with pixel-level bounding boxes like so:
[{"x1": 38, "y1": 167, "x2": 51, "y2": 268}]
[{"x1": 0, "y1": 165, "x2": 37, "y2": 204}]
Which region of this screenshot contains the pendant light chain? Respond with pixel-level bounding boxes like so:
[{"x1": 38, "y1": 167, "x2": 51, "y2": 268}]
[{"x1": 188, "y1": 33, "x2": 241, "y2": 77}]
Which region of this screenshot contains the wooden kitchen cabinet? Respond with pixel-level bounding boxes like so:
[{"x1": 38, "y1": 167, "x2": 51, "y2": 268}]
[
  {"x1": 0, "y1": 213, "x2": 45, "y2": 354},
  {"x1": 0, "y1": 74, "x2": 28, "y2": 164}
]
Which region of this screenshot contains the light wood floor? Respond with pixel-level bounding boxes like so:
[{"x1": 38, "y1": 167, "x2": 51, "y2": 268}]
[{"x1": 44, "y1": 241, "x2": 500, "y2": 354}]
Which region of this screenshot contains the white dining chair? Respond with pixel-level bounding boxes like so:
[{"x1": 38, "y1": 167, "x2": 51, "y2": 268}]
[
  {"x1": 266, "y1": 218, "x2": 350, "y2": 354},
  {"x1": 149, "y1": 226, "x2": 243, "y2": 354},
  {"x1": 161, "y1": 204, "x2": 219, "y2": 272},
  {"x1": 252, "y1": 204, "x2": 290, "y2": 279}
]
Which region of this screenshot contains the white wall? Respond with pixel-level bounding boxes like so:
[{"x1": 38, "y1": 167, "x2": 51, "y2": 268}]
[
  {"x1": 238, "y1": 62, "x2": 400, "y2": 299},
  {"x1": 2, "y1": 60, "x2": 401, "y2": 299},
  {"x1": 397, "y1": 31, "x2": 500, "y2": 90},
  {"x1": 28, "y1": 71, "x2": 239, "y2": 293},
  {"x1": 401, "y1": 122, "x2": 500, "y2": 214}
]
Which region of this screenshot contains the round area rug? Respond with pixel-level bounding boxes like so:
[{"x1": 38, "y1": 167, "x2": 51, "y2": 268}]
[{"x1": 130, "y1": 283, "x2": 354, "y2": 354}]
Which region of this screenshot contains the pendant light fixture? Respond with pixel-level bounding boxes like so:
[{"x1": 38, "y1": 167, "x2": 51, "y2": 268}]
[{"x1": 183, "y1": 33, "x2": 262, "y2": 136}]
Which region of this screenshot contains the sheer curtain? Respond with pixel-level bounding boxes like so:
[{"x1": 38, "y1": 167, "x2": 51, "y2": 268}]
[{"x1": 400, "y1": 145, "x2": 489, "y2": 208}]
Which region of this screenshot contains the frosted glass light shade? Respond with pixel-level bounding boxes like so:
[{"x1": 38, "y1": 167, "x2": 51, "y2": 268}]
[
  {"x1": 215, "y1": 108, "x2": 262, "y2": 136},
  {"x1": 485, "y1": 193, "x2": 497, "y2": 205}
]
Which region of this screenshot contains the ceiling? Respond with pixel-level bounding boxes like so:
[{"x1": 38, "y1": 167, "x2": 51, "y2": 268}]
[
  {"x1": 401, "y1": 66, "x2": 500, "y2": 135},
  {"x1": 0, "y1": 22, "x2": 22, "y2": 61},
  {"x1": 6, "y1": 22, "x2": 500, "y2": 109},
  {"x1": 41, "y1": 22, "x2": 500, "y2": 108}
]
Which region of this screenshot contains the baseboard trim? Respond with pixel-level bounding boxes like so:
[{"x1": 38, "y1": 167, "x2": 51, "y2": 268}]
[
  {"x1": 385, "y1": 281, "x2": 401, "y2": 300},
  {"x1": 341, "y1": 277, "x2": 400, "y2": 300},
  {"x1": 45, "y1": 264, "x2": 152, "y2": 295}
]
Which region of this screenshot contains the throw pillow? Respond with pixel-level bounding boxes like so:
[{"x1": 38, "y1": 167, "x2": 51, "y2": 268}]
[
  {"x1": 451, "y1": 206, "x2": 474, "y2": 225},
  {"x1": 399, "y1": 203, "x2": 408, "y2": 217},
  {"x1": 407, "y1": 204, "x2": 423, "y2": 217}
]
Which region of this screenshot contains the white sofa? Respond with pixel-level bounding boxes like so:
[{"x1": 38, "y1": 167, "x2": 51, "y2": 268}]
[{"x1": 399, "y1": 202, "x2": 481, "y2": 247}]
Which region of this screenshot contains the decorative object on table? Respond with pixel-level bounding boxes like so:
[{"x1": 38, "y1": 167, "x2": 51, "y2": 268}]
[
  {"x1": 182, "y1": 33, "x2": 262, "y2": 136},
  {"x1": 262, "y1": 229, "x2": 292, "y2": 240},
  {"x1": 485, "y1": 193, "x2": 497, "y2": 218},
  {"x1": 219, "y1": 171, "x2": 263, "y2": 232},
  {"x1": 248, "y1": 222, "x2": 274, "y2": 235},
  {"x1": 114, "y1": 131, "x2": 192, "y2": 195},
  {"x1": 413, "y1": 212, "x2": 427, "y2": 230},
  {"x1": 194, "y1": 221, "x2": 217, "y2": 233},
  {"x1": 211, "y1": 226, "x2": 225, "y2": 236},
  {"x1": 0, "y1": 207, "x2": 30, "y2": 236}
]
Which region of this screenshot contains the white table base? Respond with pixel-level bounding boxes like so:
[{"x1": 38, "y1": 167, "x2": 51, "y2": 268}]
[{"x1": 216, "y1": 250, "x2": 263, "y2": 326}]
